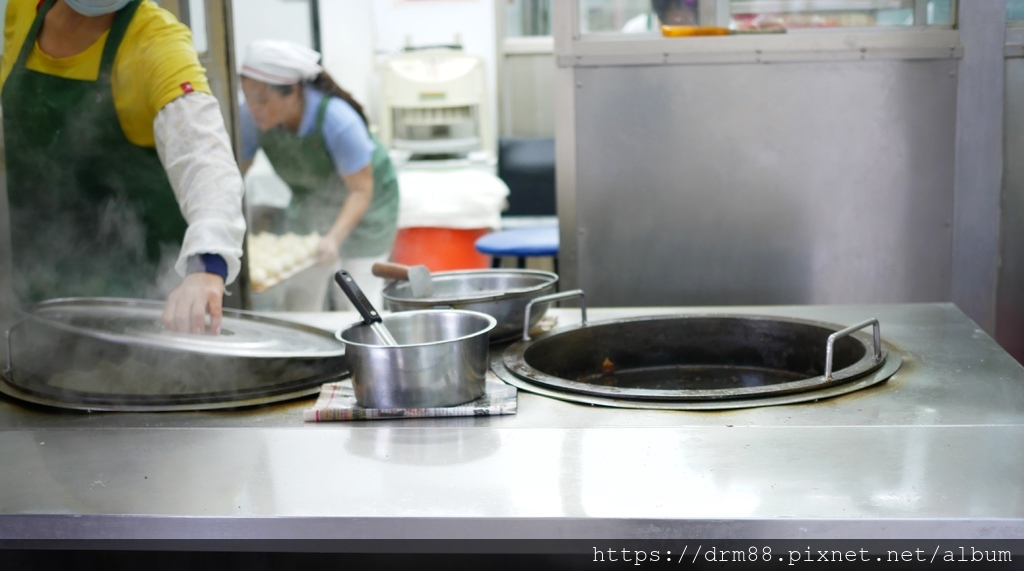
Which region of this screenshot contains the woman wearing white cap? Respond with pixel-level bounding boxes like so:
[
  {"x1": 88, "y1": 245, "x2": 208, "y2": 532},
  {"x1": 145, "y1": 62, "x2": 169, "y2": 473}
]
[
  {"x1": 239, "y1": 40, "x2": 399, "y2": 312},
  {"x1": 0, "y1": 0, "x2": 247, "y2": 335}
]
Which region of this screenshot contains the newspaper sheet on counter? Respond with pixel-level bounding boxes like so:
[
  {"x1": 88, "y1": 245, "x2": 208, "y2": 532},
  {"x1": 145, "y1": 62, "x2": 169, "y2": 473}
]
[{"x1": 304, "y1": 372, "x2": 517, "y2": 422}]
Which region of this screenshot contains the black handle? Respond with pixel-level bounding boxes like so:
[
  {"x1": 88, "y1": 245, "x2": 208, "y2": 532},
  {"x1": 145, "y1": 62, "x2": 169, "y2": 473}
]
[{"x1": 334, "y1": 270, "x2": 382, "y2": 325}]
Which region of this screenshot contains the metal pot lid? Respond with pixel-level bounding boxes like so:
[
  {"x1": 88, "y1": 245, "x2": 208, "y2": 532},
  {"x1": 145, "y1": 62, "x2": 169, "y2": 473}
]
[
  {"x1": 0, "y1": 376, "x2": 328, "y2": 413},
  {"x1": 382, "y1": 269, "x2": 558, "y2": 305},
  {"x1": 19, "y1": 298, "x2": 345, "y2": 358}
]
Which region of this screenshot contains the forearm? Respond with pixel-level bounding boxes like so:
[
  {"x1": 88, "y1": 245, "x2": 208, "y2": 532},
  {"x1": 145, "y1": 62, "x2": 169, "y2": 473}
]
[
  {"x1": 154, "y1": 92, "x2": 247, "y2": 284},
  {"x1": 327, "y1": 186, "x2": 372, "y2": 244},
  {"x1": 327, "y1": 166, "x2": 375, "y2": 245}
]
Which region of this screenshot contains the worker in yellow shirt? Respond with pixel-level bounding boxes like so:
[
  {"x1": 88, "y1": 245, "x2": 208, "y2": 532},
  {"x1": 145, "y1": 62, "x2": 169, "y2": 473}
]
[{"x1": 0, "y1": 0, "x2": 246, "y2": 334}]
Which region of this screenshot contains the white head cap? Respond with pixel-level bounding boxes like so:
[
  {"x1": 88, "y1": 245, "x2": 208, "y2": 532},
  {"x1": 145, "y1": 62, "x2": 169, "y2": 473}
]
[{"x1": 241, "y1": 40, "x2": 323, "y2": 86}]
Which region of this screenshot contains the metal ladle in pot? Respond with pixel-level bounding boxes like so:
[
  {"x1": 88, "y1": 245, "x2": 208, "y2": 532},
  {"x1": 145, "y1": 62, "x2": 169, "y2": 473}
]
[{"x1": 333, "y1": 270, "x2": 398, "y2": 346}]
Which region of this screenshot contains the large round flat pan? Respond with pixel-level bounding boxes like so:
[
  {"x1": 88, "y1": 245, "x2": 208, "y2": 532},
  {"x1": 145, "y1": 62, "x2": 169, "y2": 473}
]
[{"x1": 1, "y1": 298, "x2": 347, "y2": 411}]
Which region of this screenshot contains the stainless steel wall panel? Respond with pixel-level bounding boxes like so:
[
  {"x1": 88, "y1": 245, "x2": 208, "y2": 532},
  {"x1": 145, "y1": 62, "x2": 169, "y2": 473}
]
[
  {"x1": 551, "y1": 1, "x2": 580, "y2": 291},
  {"x1": 951, "y1": 0, "x2": 1005, "y2": 334},
  {"x1": 571, "y1": 60, "x2": 957, "y2": 306},
  {"x1": 998, "y1": 57, "x2": 1024, "y2": 363},
  {"x1": 554, "y1": 75, "x2": 580, "y2": 290},
  {"x1": 0, "y1": 124, "x2": 11, "y2": 332}
]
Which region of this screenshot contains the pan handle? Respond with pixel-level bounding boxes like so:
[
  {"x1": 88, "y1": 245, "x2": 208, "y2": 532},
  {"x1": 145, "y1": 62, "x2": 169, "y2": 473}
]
[
  {"x1": 523, "y1": 289, "x2": 586, "y2": 342},
  {"x1": 824, "y1": 318, "x2": 882, "y2": 380},
  {"x1": 371, "y1": 262, "x2": 411, "y2": 281},
  {"x1": 335, "y1": 270, "x2": 384, "y2": 326},
  {"x1": 335, "y1": 270, "x2": 399, "y2": 346},
  {"x1": 4, "y1": 317, "x2": 27, "y2": 380}
]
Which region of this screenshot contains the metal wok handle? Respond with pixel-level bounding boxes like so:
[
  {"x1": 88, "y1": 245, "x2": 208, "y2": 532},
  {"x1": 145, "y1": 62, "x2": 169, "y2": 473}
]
[
  {"x1": 523, "y1": 289, "x2": 587, "y2": 342},
  {"x1": 825, "y1": 318, "x2": 882, "y2": 380},
  {"x1": 4, "y1": 317, "x2": 27, "y2": 380}
]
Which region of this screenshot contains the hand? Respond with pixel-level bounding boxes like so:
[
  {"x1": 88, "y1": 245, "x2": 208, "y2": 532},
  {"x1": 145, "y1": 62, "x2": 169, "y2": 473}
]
[
  {"x1": 315, "y1": 234, "x2": 341, "y2": 266},
  {"x1": 162, "y1": 273, "x2": 225, "y2": 335}
]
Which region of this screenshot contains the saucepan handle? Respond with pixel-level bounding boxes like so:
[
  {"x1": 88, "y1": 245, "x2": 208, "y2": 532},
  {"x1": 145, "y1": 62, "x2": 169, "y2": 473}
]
[
  {"x1": 523, "y1": 289, "x2": 586, "y2": 342},
  {"x1": 335, "y1": 270, "x2": 384, "y2": 326},
  {"x1": 335, "y1": 270, "x2": 399, "y2": 346},
  {"x1": 824, "y1": 318, "x2": 881, "y2": 380}
]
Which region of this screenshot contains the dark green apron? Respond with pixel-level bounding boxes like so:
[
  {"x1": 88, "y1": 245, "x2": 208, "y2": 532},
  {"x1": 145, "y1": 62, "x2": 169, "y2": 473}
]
[
  {"x1": 2, "y1": 0, "x2": 186, "y2": 303},
  {"x1": 258, "y1": 94, "x2": 399, "y2": 258}
]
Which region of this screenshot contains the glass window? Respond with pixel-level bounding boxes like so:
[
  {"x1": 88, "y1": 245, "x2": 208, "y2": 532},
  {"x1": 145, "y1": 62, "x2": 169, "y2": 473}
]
[
  {"x1": 730, "y1": 1, "x2": 921, "y2": 30},
  {"x1": 731, "y1": 0, "x2": 956, "y2": 30},
  {"x1": 576, "y1": 0, "x2": 955, "y2": 34},
  {"x1": 579, "y1": 0, "x2": 685, "y2": 34},
  {"x1": 927, "y1": 0, "x2": 953, "y2": 26},
  {"x1": 1010, "y1": 0, "x2": 1024, "y2": 22},
  {"x1": 189, "y1": 0, "x2": 209, "y2": 54},
  {"x1": 506, "y1": 0, "x2": 553, "y2": 37}
]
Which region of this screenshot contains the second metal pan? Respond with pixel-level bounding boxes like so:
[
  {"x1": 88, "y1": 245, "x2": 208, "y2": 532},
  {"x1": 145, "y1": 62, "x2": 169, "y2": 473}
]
[{"x1": 380, "y1": 269, "x2": 558, "y2": 343}]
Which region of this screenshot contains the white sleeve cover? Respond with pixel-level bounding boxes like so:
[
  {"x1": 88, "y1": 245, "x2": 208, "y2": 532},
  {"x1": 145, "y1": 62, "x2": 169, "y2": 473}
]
[{"x1": 154, "y1": 92, "x2": 247, "y2": 285}]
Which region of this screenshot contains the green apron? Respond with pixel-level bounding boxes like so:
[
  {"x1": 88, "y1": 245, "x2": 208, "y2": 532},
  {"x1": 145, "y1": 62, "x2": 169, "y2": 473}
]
[
  {"x1": 2, "y1": 0, "x2": 186, "y2": 303},
  {"x1": 258, "y1": 94, "x2": 399, "y2": 258}
]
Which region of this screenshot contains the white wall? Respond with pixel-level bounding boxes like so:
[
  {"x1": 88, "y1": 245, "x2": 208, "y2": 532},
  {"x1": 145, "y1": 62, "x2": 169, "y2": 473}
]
[
  {"x1": 231, "y1": 0, "x2": 314, "y2": 74},
  {"x1": 317, "y1": 2, "x2": 376, "y2": 112},
  {"x1": 240, "y1": 0, "x2": 497, "y2": 147}
]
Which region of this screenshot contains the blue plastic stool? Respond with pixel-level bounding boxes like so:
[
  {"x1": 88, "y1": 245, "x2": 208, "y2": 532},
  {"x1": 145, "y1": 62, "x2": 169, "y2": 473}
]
[{"x1": 474, "y1": 227, "x2": 559, "y2": 274}]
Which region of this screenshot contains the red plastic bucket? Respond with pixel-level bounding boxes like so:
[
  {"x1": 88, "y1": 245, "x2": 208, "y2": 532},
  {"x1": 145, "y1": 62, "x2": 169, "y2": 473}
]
[{"x1": 391, "y1": 227, "x2": 491, "y2": 272}]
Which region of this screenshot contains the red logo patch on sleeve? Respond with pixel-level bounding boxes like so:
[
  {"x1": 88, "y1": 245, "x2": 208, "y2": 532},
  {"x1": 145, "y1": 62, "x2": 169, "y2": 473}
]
[{"x1": 180, "y1": 82, "x2": 195, "y2": 94}]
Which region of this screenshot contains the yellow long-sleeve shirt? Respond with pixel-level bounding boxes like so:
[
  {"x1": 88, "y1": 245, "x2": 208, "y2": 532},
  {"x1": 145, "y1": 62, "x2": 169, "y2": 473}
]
[{"x1": 0, "y1": 0, "x2": 212, "y2": 147}]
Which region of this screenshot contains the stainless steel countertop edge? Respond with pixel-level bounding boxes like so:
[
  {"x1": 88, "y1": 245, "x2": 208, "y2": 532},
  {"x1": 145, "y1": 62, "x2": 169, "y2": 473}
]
[{"x1": 1, "y1": 515, "x2": 1023, "y2": 542}]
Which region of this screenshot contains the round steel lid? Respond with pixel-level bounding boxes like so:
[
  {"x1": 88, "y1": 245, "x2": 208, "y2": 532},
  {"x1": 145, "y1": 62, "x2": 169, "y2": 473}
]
[
  {"x1": 1, "y1": 298, "x2": 348, "y2": 411},
  {"x1": 23, "y1": 298, "x2": 345, "y2": 358}
]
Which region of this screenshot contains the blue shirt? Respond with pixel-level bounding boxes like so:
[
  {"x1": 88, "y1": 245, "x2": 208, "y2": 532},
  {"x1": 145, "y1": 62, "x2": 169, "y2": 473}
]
[{"x1": 240, "y1": 86, "x2": 375, "y2": 177}]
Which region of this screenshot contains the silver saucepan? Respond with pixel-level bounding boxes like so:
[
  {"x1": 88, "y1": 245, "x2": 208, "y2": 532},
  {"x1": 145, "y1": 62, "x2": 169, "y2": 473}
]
[
  {"x1": 376, "y1": 265, "x2": 559, "y2": 344},
  {"x1": 337, "y1": 309, "x2": 497, "y2": 408},
  {"x1": 334, "y1": 270, "x2": 497, "y2": 409}
]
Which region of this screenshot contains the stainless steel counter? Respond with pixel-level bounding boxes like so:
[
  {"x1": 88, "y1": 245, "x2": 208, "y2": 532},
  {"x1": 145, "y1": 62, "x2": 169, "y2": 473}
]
[{"x1": 1, "y1": 303, "x2": 1023, "y2": 545}]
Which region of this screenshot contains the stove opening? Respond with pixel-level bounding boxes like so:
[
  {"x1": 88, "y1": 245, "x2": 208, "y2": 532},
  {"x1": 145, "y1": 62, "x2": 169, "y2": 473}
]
[{"x1": 503, "y1": 315, "x2": 888, "y2": 405}]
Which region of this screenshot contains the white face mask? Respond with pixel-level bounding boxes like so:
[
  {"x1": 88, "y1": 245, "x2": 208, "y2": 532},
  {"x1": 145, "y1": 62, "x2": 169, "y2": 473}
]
[{"x1": 64, "y1": 0, "x2": 133, "y2": 17}]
